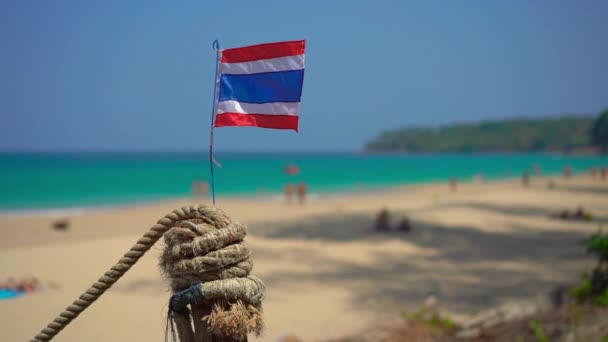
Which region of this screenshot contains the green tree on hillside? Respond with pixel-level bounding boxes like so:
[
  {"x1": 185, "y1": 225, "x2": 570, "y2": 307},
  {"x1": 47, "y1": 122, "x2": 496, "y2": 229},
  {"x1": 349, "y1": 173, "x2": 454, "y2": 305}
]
[
  {"x1": 365, "y1": 116, "x2": 594, "y2": 153},
  {"x1": 592, "y1": 110, "x2": 608, "y2": 152}
]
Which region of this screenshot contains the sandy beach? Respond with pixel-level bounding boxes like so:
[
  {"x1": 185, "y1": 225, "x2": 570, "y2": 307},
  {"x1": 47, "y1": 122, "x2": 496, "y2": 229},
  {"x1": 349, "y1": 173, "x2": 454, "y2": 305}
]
[{"x1": 1, "y1": 175, "x2": 607, "y2": 341}]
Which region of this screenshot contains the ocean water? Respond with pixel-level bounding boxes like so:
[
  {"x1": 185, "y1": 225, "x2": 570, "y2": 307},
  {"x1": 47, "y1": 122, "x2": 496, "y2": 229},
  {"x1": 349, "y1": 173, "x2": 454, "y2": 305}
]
[{"x1": 0, "y1": 152, "x2": 606, "y2": 211}]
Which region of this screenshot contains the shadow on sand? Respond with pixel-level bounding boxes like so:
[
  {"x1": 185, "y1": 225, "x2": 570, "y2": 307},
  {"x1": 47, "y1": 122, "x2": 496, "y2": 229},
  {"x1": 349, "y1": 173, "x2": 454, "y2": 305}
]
[
  {"x1": 114, "y1": 194, "x2": 602, "y2": 317},
  {"x1": 415, "y1": 200, "x2": 608, "y2": 225},
  {"x1": 554, "y1": 183, "x2": 608, "y2": 196},
  {"x1": 250, "y1": 212, "x2": 594, "y2": 315}
]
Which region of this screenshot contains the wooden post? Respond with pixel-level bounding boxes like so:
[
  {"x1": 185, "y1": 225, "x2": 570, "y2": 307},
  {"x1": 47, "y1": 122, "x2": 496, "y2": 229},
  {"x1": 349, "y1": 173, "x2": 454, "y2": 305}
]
[
  {"x1": 173, "y1": 310, "x2": 196, "y2": 342},
  {"x1": 190, "y1": 305, "x2": 213, "y2": 342}
]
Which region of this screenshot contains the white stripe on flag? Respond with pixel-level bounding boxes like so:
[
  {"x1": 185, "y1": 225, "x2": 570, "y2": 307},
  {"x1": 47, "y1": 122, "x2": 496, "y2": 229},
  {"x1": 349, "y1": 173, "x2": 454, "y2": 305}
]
[
  {"x1": 219, "y1": 54, "x2": 304, "y2": 75},
  {"x1": 216, "y1": 100, "x2": 300, "y2": 116}
]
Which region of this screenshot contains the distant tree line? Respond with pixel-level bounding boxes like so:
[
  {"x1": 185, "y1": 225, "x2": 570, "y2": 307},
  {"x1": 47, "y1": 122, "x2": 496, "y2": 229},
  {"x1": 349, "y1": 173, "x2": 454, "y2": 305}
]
[
  {"x1": 365, "y1": 109, "x2": 608, "y2": 154},
  {"x1": 592, "y1": 109, "x2": 608, "y2": 152}
]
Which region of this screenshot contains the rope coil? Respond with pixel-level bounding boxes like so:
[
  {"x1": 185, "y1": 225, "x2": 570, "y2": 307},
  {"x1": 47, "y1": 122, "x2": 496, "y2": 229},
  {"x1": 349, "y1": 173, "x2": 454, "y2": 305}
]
[
  {"x1": 31, "y1": 205, "x2": 265, "y2": 342},
  {"x1": 160, "y1": 206, "x2": 265, "y2": 341}
]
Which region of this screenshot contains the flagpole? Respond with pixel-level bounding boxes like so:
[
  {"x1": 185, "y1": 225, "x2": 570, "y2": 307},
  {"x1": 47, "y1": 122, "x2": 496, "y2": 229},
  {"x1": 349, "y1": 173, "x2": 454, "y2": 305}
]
[{"x1": 209, "y1": 39, "x2": 220, "y2": 205}]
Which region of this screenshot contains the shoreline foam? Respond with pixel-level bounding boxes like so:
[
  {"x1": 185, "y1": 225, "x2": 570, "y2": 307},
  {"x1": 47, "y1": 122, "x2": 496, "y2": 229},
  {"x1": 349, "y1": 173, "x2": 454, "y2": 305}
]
[{"x1": 0, "y1": 173, "x2": 554, "y2": 217}]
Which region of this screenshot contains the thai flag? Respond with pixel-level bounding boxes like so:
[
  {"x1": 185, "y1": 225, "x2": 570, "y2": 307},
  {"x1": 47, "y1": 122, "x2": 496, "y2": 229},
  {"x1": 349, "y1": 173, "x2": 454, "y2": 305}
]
[{"x1": 213, "y1": 40, "x2": 306, "y2": 132}]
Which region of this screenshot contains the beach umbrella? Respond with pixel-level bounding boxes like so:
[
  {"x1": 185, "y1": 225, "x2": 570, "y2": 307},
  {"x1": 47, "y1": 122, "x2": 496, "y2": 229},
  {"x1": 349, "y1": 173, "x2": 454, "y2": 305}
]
[{"x1": 284, "y1": 163, "x2": 300, "y2": 176}]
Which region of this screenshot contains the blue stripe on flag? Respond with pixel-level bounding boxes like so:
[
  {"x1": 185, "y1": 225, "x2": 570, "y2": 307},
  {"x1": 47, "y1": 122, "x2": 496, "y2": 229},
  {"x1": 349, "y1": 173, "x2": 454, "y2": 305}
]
[{"x1": 219, "y1": 69, "x2": 304, "y2": 103}]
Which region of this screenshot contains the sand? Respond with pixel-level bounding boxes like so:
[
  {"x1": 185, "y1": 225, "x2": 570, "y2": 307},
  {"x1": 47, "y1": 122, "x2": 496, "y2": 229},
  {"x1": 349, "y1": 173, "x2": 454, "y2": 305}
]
[{"x1": 1, "y1": 176, "x2": 607, "y2": 341}]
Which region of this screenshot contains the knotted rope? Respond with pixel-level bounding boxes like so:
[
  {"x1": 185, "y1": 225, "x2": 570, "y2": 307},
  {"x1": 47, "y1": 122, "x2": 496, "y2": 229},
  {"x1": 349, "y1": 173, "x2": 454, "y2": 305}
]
[
  {"x1": 160, "y1": 206, "x2": 265, "y2": 341},
  {"x1": 31, "y1": 205, "x2": 265, "y2": 342}
]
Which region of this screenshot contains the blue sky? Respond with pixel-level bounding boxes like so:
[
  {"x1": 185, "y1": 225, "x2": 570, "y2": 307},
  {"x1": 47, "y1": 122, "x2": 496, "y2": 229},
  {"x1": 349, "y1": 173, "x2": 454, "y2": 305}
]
[{"x1": 1, "y1": 1, "x2": 607, "y2": 152}]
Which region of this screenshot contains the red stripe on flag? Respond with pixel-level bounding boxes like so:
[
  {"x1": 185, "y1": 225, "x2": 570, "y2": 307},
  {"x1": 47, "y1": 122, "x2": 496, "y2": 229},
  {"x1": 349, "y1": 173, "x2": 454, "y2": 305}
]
[
  {"x1": 214, "y1": 113, "x2": 299, "y2": 131},
  {"x1": 221, "y1": 40, "x2": 306, "y2": 64}
]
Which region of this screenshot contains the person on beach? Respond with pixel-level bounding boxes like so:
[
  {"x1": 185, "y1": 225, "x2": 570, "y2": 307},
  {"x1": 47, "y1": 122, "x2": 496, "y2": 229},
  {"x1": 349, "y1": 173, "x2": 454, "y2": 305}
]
[
  {"x1": 522, "y1": 171, "x2": 530, "y2": 187},
  {"x1": 21, "y1": 275, "x2": 41, "y2": 293},
  {"x1": 296, "y1": 182, "x2": 308, "y2": 204},
  {"x1": 601, "y1": 166, "x2": 607, "y2": 181},
  {"x1": 563, "y1": 165, "x2": 573, "y2": 178},
  {"x1": 1, "y1": 275, "x2": 42, "y2": 294},
  {"x1": 590, "y1": 167, "x2": 598, "y2": 180},
  {"x1": 397, "y1": 216, "x2": 412, "y2": 232},
  {"x1": 284, "y1": 183, "x2": 295, "y2": 204},
  {"x1": 0, "y1": 278, "x2": 18, "y2": 291},
  {"x1": 533, "y1": 164, "x2": 542, "y2": 176},
  {"x1": 374, "y1": 208, "x2": 390, "y2": 231},
  {"x1": 192, "y1": 181, "x2": 209, "y2": 198},
  {"x1": 199, "y1": 181, "x2": 209, "y2": 198},
  {"x1": 449, "y1": 178, "x2": 458, "y2": 193}
]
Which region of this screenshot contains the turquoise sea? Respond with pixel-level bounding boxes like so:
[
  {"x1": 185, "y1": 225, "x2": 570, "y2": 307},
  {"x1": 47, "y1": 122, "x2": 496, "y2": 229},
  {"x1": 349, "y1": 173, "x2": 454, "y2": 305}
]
[{"x1": 0, "y1": 153, "x2": 606, "y2": 211}]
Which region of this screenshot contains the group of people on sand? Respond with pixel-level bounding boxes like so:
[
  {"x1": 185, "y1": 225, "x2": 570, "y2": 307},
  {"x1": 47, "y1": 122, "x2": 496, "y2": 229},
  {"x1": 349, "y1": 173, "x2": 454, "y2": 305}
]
[
  {"x1": 284, "y1": 182, "x2": 307, "y2": 204},
  {"x1": 191, "y1": 179, "x2": 310, "y2": 204},
  {"x1": 191, "y1": 180, "x2": 210, "y2": 198},
  {"x1": 0, "y1": 275, "x2": 41, "y2": 295},
  {"x1": 510, "y1": 165, "x2": 607, "y2": 189},
  {"x1": 374, "y1": 208, "x2": 412, "y2": 232},
  {"x1": 590, "y1": 166, "x2": 608, "y2": 181},
  {"x1": 562, "y1": 165, "x2": 608, "y2": 180},
  {"x1": 550, "y1": 207, "x2": 593, "y2": 221}
]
